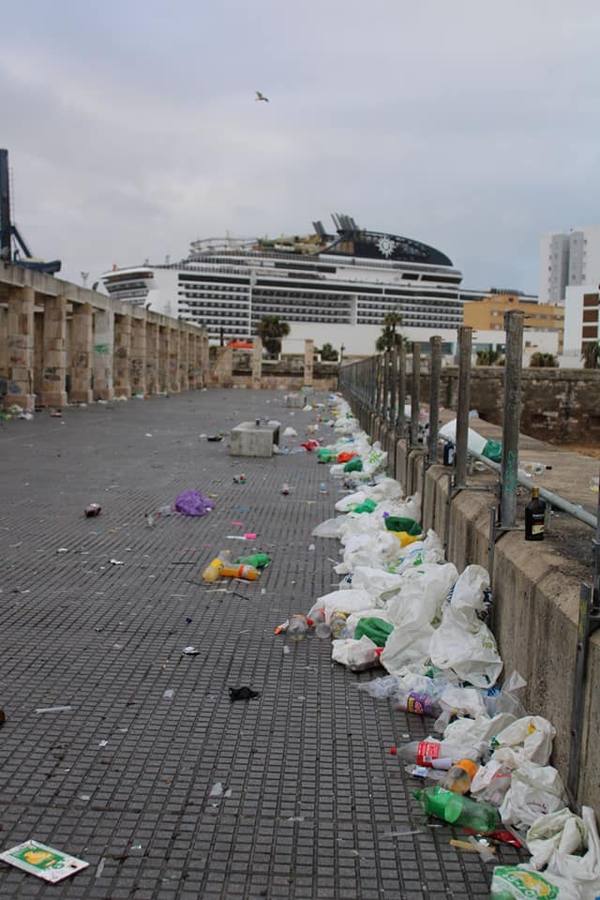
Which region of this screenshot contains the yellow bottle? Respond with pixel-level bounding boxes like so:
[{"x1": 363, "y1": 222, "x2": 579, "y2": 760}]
[{"x1": 202, "y1": 558, "x2": 225, "y2": 583}]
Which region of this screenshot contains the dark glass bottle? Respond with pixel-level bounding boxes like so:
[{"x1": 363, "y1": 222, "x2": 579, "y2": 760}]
[{"x1": 525, "y1": 486, "x2": 546, "y2": 541}]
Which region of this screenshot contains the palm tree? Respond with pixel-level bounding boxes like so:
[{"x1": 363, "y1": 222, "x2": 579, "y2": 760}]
[
  {"x1": 319, "y1": 342, "x2": 339, "y2": 361},
  {"x1": 583, "y1": 342, "x2": 600, "y2": 369},
  {"x1": 476, "y1": 349, "x2": 503, "y2": 366},
  {"x1": 376, "y1": 310, "x2": 404, "y2": 352},
  {"x1": 529, "y1": 352, "x2": 558, "y2": 368},
  {"x1": 256, "y1": 315, "x2": 290, "y2": 358}
]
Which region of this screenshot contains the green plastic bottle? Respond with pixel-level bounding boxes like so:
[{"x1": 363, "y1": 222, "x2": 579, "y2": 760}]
[
  {"x1": 236, "y1": 552, "x2": 271, "y2": 569},
  {"x1": 414, "y1": 786, "x2": 500, "y2": 833},
  {"x1": 482, "y1": 439, "x2": 502, "y2": 463},
  {"x1": 354, "y1": 617, "x2": 394, "y2": 647}
]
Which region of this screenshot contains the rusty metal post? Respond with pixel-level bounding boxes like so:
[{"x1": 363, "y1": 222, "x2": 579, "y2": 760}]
[
  {"x1": 454, "y1": 326, "x2": 472, "y2": 488},
  {"x1": 500, "y1": 311, "x2": 524, "y2": 528},
  {"x1": 397, "y1": 342, "x2": 406, "y2": 439},
  {"x1": 410, "y1": 342, "x2": 421, "y2": 447},
  {"x1": 428, "y1": 336, "x2": 442, "y2": 465}
]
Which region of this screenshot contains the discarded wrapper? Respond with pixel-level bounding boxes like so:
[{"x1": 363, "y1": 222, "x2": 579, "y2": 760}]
[
  {"x1": 0, "y1": 841, "x2": 89, "y2": 883},
  {"x1": 84, "y1": 504, "x2": 102, "y2": 518}
]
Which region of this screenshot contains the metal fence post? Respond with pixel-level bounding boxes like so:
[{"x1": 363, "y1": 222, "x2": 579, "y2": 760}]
[
  {"x1": 410, "y1": 342, "x2": 421, "y2": 447},
  {"x1": 500, "y1": 311, "x2": 524, "y2": 528},
  {"x1": 389, "y1": 349, "x2": 398, "y2": 475},
  {"x1": 454, "y1": 326, "x2": 472, "y2": 488},
  {"x1": 428, "y1": 336, "x2": 442, "y2": 465},
  {"x1": 397, "y1": 342, "x2": 406, "y2": 439}
]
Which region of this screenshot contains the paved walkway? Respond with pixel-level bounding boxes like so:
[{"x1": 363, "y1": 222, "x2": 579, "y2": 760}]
[{"x1": 0, "y1": 390, "x2": 520, "y2": 899}]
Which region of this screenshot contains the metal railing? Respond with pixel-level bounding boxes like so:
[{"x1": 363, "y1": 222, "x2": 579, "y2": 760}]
[{"x1": 339, "y1": 311, "x2": 600, "y2": 807}]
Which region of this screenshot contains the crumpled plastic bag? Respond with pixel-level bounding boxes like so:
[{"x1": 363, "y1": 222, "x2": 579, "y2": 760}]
[
  {"x1": 381, "y1": 619, "x2": 435, "y2": 673},
  {"x1": 492, "y1": 715, "x2": 556, "y2": 768},
  {"x1": 312, "y1": 517, "x2": 345, "y2": 539},
  {"x1": 351, "y1": 567, "x2": 405, "y2": 603},
  {"x1": 356, "y1": 675, "x2": 400, "y2": 699},
  {"x1": 490, "y1": 865, "x2": 581, "y2": 899},
  {"x1": 545, "y1": 806, "x2": 600, "y2": 892},
  {"x1": 429, "y1": 603, "x2": 503, "y2": 688},
  {"x1": 386, "y1": 563, "x2": 458, "y2": 628},
  {"x1": 308, "y1": 588, "x2": 374, "y2": 624},
  {"x1": 499, "y1": 762, "x2": 567, "y2": 829},
  {"x1": 443, "y1": 712, "x2": 517, "y2": 750},
  {"x1": 485, "y1": 671, "x2": 528, "y2": 719},
  {"x1": 335, "y1": 531, "x2": 401, "y2": 575},
  {"x1": 450, "y1": 564, "x2": 490, "y2": 613},
  {"x1": 331, "y1": 635, "x2": 379, "y2": 671},
  {"x1": 174, "y1": 490, "x2": 215, "y2": 517},
  {"x1": 471, "y1": 759, "x2": 513, "y2": 807},
  {"x1": 526, "y1": 808, "x2": 588, "y2": 871},
  {"x1": 434, "y1": 684, "x2": 488, "y2": 732}
]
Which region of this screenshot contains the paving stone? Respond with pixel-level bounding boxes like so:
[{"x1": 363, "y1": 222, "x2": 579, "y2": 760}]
[{"x1": 0, "y1": 390, "x2": 523, "y2": 897}]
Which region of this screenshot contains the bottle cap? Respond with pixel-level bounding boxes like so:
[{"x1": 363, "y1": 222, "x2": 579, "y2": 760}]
[
  {"x1": 456, "y1": 759, "x2": 479, "y2": 780},
  {"x1": 531, "y1": 486, "x2": 540, "y2": 498}
]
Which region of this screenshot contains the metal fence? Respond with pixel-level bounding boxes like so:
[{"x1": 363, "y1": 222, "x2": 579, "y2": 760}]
[{"x1": 338, "y1": 310, "x2": 600, "y2": 805}]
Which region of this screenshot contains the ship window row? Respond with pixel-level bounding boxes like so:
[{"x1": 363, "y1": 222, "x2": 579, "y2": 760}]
[{"x1": 182, "y1": 301, "x2": 248, "y2": 311}]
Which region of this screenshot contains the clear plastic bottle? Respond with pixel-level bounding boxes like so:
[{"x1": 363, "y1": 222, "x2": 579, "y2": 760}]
[
  {"x1": 330, "y1": 611, "x2": 349, "y2": 639},
  {"x1": 201, "y1": 550, "x2": 232, "y2": 583},
  {"x1": 158, "y1": 505, "x2": 175, "y2": 517},
  {"x1": 396, "y1": 739, "x2": 478, "y2": 770},
  {"x1": 440, "y1": 759, "x2": 479, "y2": 794},
  {"x1": 396, "y1": 689, "x2": 441, "y2": 718},
  {"x1": 287, "y1": 614, "x2": 313, "y2": 641}
]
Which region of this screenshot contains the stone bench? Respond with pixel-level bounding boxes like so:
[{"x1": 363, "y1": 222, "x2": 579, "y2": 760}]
[{"x1": 230, "y1": 421, "x2": 280, "y2": 457}]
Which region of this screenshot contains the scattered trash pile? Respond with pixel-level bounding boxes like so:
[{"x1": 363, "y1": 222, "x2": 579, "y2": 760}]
[{"x1": 276, "y1": 395, "x2": 600, "y2": 899}]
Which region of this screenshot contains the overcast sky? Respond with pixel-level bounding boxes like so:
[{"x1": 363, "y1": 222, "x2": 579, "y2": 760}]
[{"x1": 2, "y1": 0, "x2": 600, "y2": 293}]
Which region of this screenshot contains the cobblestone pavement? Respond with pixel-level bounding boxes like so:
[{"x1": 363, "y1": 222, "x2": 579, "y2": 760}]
[{"x1": 0, "y1": 390, "x2": 521, "y2": 899}]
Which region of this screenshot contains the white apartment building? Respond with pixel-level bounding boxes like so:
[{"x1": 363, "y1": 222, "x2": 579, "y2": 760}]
[{"x1": 540, "y1": 226, "x2": 600, "y2": 303}]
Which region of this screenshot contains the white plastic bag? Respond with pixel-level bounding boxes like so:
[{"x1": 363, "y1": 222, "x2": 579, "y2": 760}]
[
  {"x1": 526, "y1": 808, "x2": 587, "y2": 870},
  {"x1": 356, "y1": 675, "x2": 399, "y2": 699},
  {"x1": 335, "y1": 531, "x2": 401, "y2": 575},
  {"x1": 386, "y1": 563, "x2": 459, "y2": 628},
  {"x1": 428, "y1": 603, "x2": 503, "y2": 688},
  {"x1": 308, "y1": 588, "x2": 374, "y2": 624},
  {"x1": 312, "y1": 517, "x2": 345, "y2": 539},
  {"x1": 351, "y1": 567, "x2": 405, "y2": 603},
  {"x1": 471, "y1": 759, "x2": 513, "y2": 807},
  {"x1": 546, "y1": 806, "x2": 600, "y2": 891},
  {"x1": 381, "y1": 619, "x2": 435, "y2": 674},
  {"x1": 499, "y1": 762, "x2": 567, "y2": 829},
  {"x1": 434, "y1": 684, "x2": 488, "y2": 732},
  {"x1": 331, "y1": 635, "x2": 379, "y2": 671},
  {"x1": 490, "y1": 865, "x2": 581, "y2": 900},
  {"x1": 450, "y1": 565, "x2": 490, "y2": 613},
  {"x1": 492, "y1": 715, "x2": 556, "y2": 768},
  {"x1": 283, "y1": 426, "x2": 297, "y2": 437}
]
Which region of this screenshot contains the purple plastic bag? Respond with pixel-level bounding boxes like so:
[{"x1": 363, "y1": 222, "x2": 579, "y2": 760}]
[{"x1": 174, "y1": 490, "x2": 215, "y2": 517}]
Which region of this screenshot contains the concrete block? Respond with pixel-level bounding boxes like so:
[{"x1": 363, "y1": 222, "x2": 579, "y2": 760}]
[
  {"x1": 285, "y1": 393, "x2": 305, "y2": 409},
  {"x1": 230, "y1": 422, "x2": 280, "y2": 457}
]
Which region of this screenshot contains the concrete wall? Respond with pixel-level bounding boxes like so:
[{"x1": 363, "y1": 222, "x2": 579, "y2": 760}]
[
  {"x1": 207, "y1": 341, "x2": 338, "y2": 390},
  {"x1": 413, "y1": 366, "x2": 600, "y2": 444},
  {"x1": 349, "y1": 401, "x2": 599, "y2": 811}
]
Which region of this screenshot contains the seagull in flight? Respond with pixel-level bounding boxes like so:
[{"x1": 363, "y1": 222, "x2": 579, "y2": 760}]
[{"x1": 255, "y1": 91, "x2": 269, "y2": 102}]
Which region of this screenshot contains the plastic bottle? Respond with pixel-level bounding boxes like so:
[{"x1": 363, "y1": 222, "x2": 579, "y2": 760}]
[
  {"x1": 319, "y1": 482, "x2": 328, "y2": 494},
  {"x1": 396, "y1": 739, "x2": 478, "y2": 769},
  {"x1": 219, "y1": 564, "x2": 259, "y2": 581},
  {"x1": 286, "y1": 614, "x2": 313, "y2": 641},
  {"x1": 315, "y1": 621, "x2": 332, "y2": 639},
  {"x1": 158, "y1": 505, "x2": 176, "y2": 517},
  {"x1": 440, "y1": 759, "x2": 479, "y2": 794},
  {"x1": 521, "y1": 461, "x2": 552, "y2": 476},
  {"x1": 236, "y1": 553, "x2": 271, "y2": 569},
  {"x1": 396, "y1": 689, "x2": 441, "y2": 718},
  {"x1": 330, "y1": 611, "x2": 349, "y2": 639},
  {"x1": 414, "y1": 786, "x2": 500, "y2": 833},
  {"x1": 281, "y1": 483, "x2": 290, "y2": 495},
  {"x1": 201, "y1": 550, "x2": 232, "y2": 583}
]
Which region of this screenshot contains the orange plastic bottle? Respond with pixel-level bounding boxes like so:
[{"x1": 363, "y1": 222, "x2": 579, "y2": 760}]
[{"x1": 219, "y1": 564, "x2": 259, "y2": 581}]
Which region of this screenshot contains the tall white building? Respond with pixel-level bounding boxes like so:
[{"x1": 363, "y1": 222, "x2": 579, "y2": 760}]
[{"x1": 540, "y1": 226, "x2": 600, "y2": 302}]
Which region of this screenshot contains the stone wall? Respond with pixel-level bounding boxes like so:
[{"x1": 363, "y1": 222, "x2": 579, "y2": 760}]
[{"x1": 412, "y1": 367, "x2": 600, "y2": 444}]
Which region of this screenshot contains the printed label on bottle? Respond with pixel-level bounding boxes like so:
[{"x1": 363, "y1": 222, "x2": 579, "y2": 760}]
[
  {"x1": 416, "y1": 741, "x2": 440, "y2": 767},
  {"x1": 406, "y1": 692, "x2": 434, "y2": 716},
  {"x1": 531, "y1": 523, "x2": 544, "y2": 535}
]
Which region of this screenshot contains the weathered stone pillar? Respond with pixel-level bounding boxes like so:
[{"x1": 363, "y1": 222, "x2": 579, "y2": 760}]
[
  {"x1": 199, "y1": 333, "x2": 209, "y2": 387},
  {"x1": 169, "y1": 327, "x2": 180, "y2": 393},
  {"x1": 0, "y1": 306, "x2": 7, "y2": 378},
  {"x1": 187, "y1": 332, "x2": 196, "y2": 390},
  {"x1": 130, "y1": 317, "x2": 147, "y2": 397},
  {"x1": 252, "y1": 337, "x2": 263, "y2": 389},
  {"x1": 70, "y1": 303, "x2": 94, "y2": 403},
  {"x1": 214, "y1": 346, "x2": 233, "y2": 387},
  {"x1": 41, "y1": 294, "x2": 67, "y2": 407},
  {"x1": 93, "y1": 309, "x2": 114, "y2": 401},
  {"x1": 114, "y1": 314, "x2": 132, "y2": 398},
  {"x1": 158, "y1": 325, "x2": 169, "y2": 392},
  {"x1": 304, "y1": 338, "x2": 314, "y2": 387},
  {"x1": 6, "y1": 285, "x2": 35, "y2": 410},
  {"x1": 178, "y1": 328, "x2": 188, "y2": 390},
  {"x1": 145, "y1": 321, "x2": 159, "y2": 395}
]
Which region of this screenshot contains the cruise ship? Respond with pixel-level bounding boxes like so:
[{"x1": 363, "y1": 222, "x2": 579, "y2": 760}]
[{"x1": 101, "y1": 214, "x2": 486, "y2": 353}]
